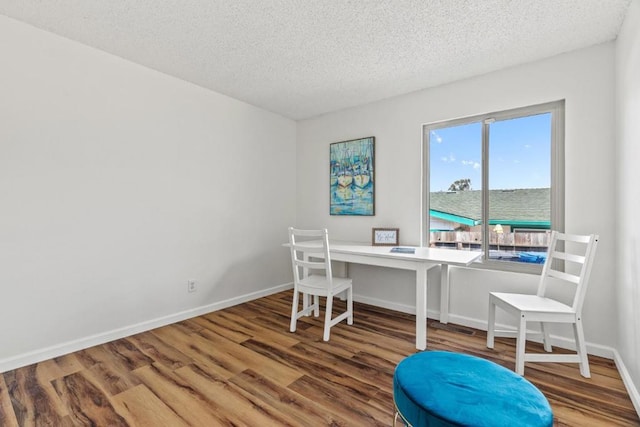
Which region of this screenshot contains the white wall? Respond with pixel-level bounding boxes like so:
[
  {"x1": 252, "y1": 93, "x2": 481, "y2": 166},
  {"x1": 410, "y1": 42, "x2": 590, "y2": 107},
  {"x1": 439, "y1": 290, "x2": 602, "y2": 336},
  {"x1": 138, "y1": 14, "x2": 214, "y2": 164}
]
[
  {"x1": 297, "y1": 43, "x2": 617, "y2": 354},
  {"x1": 0, "y1": 16, "x2": 296, "y2": 370},
  {"x1": 616, "y1": 0, "x2": 640, "y2": 411}
]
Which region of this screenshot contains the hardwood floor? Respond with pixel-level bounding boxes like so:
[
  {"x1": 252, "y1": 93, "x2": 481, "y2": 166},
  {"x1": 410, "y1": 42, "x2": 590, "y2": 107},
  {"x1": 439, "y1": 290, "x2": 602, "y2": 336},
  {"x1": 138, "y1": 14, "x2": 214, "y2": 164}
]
[{"x1": 1, "y1": 290, "x2": 638, "y2": 426}]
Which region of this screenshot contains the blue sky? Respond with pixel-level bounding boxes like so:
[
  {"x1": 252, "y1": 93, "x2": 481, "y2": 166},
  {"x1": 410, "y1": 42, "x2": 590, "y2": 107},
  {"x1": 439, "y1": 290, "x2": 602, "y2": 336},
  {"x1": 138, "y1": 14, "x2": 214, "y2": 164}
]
[{"x1": 430, "y1": 113, "x2": 551, "y2": 191}]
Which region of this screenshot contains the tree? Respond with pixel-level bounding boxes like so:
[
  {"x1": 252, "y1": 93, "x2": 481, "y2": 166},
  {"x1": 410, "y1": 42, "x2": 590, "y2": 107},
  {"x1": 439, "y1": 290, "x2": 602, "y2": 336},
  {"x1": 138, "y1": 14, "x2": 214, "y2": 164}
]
[{"x1": 448, "y1": 178, "x2": 472, "y2": 191}]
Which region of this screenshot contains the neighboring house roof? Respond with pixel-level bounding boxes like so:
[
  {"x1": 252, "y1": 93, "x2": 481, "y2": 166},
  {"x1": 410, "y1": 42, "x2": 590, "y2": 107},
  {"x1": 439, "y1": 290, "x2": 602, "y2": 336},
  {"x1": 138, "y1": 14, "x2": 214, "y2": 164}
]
[{"x1": 430, "y1": 188, "x2": 550, "y2": 228}]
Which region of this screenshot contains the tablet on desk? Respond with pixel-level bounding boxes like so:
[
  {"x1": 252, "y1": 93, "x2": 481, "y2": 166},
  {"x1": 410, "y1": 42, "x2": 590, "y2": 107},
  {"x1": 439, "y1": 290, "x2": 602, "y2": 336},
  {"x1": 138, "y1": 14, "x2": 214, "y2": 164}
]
[{"x1": 390, "y1": 247, "x2": 415, "y2": 254}]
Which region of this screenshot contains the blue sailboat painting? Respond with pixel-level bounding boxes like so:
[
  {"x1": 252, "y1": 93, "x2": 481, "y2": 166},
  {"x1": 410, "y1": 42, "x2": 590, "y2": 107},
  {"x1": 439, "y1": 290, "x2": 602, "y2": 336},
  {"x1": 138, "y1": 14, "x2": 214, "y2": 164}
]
[{"x1": 330, "y1": 136, "x2": 375, "y2": 215}]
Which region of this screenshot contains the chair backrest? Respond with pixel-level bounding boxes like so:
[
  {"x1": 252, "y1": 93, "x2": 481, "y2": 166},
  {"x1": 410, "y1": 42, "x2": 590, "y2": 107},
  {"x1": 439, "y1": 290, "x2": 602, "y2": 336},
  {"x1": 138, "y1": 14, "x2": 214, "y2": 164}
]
[
  {"x1": 288, "y1": 227, "x2": 333, "y2": 288},
  {"x1": 537, "y1": 231, "x2": 599, "y2": 313}
]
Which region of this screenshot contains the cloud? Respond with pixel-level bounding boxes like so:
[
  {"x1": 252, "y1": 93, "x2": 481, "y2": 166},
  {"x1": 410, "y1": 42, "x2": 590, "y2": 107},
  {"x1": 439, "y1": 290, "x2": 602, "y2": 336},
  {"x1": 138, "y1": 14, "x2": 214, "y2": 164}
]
[
  {"x1": 431, "y1": 130, "x2": 443, "y2": 143},
  {"x1": 461, "y1": 160, "x2": 480, "y2": 169},
  {"x1": 441, "y1": 153, "x2": 456, "y2": 162}
]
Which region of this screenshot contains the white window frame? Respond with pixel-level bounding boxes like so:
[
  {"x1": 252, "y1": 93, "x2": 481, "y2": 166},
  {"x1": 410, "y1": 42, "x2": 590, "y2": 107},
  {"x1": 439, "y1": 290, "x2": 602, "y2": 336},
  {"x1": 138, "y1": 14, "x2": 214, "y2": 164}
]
[{"x1": 421, "y1": 100, "x2": 565, "y2": 273}]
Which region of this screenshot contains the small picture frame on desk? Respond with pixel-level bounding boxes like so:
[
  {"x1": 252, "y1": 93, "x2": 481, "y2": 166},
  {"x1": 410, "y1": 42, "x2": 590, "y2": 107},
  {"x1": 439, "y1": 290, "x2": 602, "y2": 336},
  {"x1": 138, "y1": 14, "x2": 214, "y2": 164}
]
[{"x1": 372, "y1": 228, "x2": 399, "y2": 246}]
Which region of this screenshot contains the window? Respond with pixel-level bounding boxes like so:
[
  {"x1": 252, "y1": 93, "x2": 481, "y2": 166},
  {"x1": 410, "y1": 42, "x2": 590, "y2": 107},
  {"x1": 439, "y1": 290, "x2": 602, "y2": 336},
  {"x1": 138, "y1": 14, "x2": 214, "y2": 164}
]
[{"x1": 422, "y1": 101, "x2": 564, "y2": 272}]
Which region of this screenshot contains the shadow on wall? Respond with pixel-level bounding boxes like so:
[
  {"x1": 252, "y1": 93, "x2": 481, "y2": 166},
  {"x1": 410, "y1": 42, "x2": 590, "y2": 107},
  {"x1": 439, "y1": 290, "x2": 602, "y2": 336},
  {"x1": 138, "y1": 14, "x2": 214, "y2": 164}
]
[{"x1": 202, "y1": 247, "x2": 293, "y2": 303}]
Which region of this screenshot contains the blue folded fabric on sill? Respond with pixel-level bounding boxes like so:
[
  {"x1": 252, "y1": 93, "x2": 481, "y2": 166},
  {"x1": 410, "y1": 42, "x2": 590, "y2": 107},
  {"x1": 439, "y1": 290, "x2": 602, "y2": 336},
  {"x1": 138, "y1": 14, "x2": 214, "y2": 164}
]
[
  {"x1": 393, "y1": 351, "x2": 553, "y2": 427},
  {"x1": 518, "y1": 252, "x2": 547, "y2": 264}
]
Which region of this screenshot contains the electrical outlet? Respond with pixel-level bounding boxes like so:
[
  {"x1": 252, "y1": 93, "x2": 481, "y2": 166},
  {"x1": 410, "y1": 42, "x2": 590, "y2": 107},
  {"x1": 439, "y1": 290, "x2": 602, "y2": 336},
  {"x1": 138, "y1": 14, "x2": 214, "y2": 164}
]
[{"x1": 187, "y1": 280, "x2": 196, "y2": 293}]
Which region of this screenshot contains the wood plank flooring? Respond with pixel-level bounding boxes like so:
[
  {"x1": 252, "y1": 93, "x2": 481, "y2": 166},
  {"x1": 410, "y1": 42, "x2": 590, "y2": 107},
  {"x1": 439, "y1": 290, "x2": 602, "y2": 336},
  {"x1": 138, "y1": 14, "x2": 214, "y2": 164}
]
[{"x1": 1, "y1": 290, "x2": 638, "y2": 426}]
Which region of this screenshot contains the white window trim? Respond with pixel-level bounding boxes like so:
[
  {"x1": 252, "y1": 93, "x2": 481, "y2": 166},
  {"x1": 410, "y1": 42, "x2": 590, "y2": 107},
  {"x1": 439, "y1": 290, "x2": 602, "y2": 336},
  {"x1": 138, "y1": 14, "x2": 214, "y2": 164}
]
[{"x1": 421, "y1": 100, "x2": 565, "y2": 274}]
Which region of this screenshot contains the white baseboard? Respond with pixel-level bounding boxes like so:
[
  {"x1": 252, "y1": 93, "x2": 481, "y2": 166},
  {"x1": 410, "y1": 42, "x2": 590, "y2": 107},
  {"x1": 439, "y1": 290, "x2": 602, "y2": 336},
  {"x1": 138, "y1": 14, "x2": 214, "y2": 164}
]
[
  {"x1": 0, "y1": 283, "x2": 294, "y2": 374},
  {"x1": 613, "y1": 349, "x2": 640, "y2": 417},
  {"x1": 353, "y1": 294, "x2": 417, "y2": 315}
]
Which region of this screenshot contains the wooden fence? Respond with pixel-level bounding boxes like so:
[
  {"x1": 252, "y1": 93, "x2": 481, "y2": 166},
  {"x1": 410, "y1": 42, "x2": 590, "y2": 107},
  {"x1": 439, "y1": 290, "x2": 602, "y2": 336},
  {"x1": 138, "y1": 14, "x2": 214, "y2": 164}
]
[{"x1": 429, "y1": 231, "x2": 550, "y2": 250}]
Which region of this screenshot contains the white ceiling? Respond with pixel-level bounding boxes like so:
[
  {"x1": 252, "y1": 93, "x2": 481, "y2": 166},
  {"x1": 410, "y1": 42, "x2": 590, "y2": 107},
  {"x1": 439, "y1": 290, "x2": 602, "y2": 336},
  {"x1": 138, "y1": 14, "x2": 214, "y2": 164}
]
[{"x1": 0, "y1": 0, "x2": 632, "y2": 120}]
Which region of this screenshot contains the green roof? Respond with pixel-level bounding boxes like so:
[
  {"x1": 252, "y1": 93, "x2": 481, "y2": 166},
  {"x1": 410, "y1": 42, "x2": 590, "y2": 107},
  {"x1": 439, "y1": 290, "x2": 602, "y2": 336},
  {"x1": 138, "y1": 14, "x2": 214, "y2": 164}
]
[{"x1": 430, "y1": 188, "x2": 550, "y2": 228}]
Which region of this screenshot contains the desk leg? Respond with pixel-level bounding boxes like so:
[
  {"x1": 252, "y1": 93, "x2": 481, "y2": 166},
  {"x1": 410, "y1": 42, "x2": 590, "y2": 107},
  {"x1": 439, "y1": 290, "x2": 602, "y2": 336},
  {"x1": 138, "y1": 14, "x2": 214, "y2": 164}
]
[
  {"x1": 416, "y1": 266, "x2": 427, "y2": 350},
  {"x1": 440, "y1": 264, "x2": 449, "y2": 324}
]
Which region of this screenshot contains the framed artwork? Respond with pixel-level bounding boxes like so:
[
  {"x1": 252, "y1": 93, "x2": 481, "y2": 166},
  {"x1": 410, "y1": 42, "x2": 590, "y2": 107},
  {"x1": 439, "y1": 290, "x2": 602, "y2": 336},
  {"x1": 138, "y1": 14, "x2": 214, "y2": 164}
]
[
  {"x1": 372, "y1": 228, "x2": 399, "y2": 246},
  {"x1": 330, "y1": 136, "x2": 375, "y2": 215}
]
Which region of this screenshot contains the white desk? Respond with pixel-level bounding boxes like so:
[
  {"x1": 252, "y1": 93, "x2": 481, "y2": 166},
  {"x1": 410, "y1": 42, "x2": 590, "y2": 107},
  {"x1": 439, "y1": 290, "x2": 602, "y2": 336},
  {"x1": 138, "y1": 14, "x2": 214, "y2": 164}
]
[{"x1": 288, "y1": 241, "x2": 481, "y2": 350}]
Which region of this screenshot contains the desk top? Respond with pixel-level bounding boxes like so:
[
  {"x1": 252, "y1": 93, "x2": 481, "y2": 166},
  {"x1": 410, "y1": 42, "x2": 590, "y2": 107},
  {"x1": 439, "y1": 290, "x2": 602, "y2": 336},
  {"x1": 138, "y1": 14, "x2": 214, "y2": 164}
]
[
  {"x1": 286, "y1": 240, "x2": 482, "y2": 267},
  {"x1": 330, "y1": 241, "x2": 481, "y2": 266}
]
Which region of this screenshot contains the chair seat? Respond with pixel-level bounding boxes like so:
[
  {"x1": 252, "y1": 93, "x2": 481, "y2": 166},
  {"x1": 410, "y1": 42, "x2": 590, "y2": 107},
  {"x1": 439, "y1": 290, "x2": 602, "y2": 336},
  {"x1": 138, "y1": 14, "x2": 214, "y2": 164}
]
[
  {"x1": 490, "y1": 292, "x2": 574, "y2": 315},
  {"x1": 393, "y1": 351, "x2": 553, "y2": 427},
  {"x1": 298, "y1": 275, "x2": 352, "y2": 296}
]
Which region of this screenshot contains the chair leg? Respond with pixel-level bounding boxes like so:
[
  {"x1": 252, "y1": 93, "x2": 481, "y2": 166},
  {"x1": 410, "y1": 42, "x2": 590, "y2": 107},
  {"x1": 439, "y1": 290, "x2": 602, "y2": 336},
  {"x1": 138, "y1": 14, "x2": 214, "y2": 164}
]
[
  {"x1": 541, "y1": 322, "x2": 552, "y2": 352},
  {"x1": 487, "y1": 297, "x2": 496, "y2": 349},
  {"x1": 290, "y1": 290, "x2": 299, "y2": 333},
  {"x1": 515, "y1": 316, "x2": 527, "y2": 375},
  {"x1": 301, "y1": 294, "x2": 319, "y2": 317},
  {"x1": 323, "y1": 295, "x2": 334, "y2": 341},
  {"x1": 347, "y1": 287, "x2": 353, "y2": 325},
  {"x1": 574, "y1": 318, "x2": 591, "y2": 378}
]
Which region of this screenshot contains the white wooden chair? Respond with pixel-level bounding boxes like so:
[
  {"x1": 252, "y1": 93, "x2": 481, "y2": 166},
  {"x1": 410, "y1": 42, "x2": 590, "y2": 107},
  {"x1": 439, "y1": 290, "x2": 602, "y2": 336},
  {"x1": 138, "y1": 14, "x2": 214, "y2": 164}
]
[
  {"x1": 288, "y1": 227, "x2": 353, "y2": 341},
  {"x1": 487, "y1": 231, "x2": 599, "y2": 377}
]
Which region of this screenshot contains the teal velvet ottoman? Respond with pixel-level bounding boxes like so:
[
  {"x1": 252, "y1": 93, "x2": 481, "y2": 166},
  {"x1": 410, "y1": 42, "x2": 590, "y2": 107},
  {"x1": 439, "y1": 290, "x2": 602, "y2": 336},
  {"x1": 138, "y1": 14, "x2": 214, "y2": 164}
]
[{"x1": 393, "y1": 351, "x2": 553, "y2": 427}]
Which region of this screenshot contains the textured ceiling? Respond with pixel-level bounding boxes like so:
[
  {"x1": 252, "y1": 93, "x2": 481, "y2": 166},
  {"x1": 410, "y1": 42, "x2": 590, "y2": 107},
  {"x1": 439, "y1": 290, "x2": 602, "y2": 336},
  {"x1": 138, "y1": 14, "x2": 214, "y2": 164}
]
[{"x1": 0, "y1": 0, "x2": 632, "y2": 120}]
